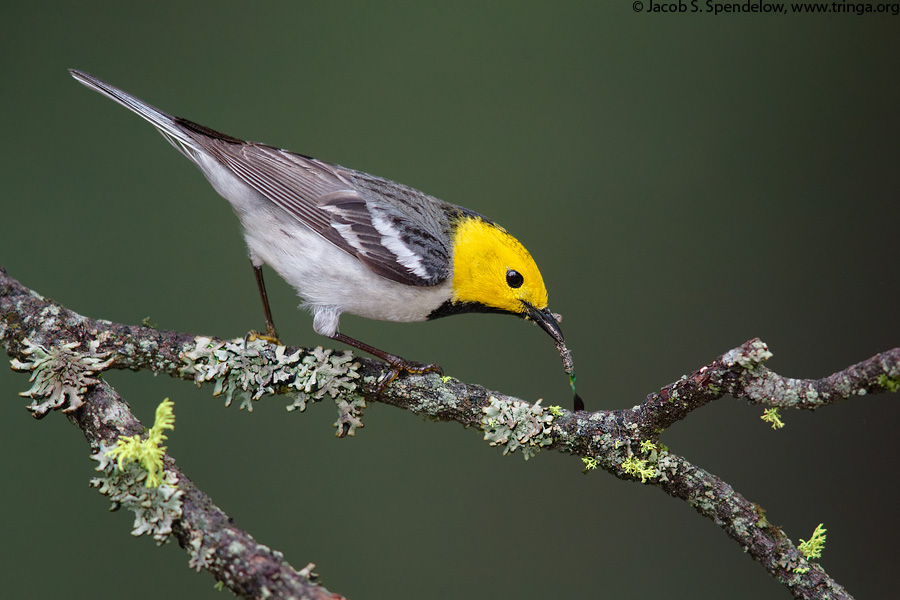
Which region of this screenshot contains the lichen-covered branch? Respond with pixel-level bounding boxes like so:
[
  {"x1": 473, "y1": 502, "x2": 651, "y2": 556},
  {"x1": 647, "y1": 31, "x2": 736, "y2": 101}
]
[
  {"x1": 3, "y1": 265, "x2": 896, "y2": 600},
  {"x1": 74, "y1": 379, "x2": 343, "y2": 600},
  {"x1": 622, "y1": 338, "x2": 900, "y2": 437},
  {"x1": 653, "y1": 454, "x2": 849, "y2": 599}
]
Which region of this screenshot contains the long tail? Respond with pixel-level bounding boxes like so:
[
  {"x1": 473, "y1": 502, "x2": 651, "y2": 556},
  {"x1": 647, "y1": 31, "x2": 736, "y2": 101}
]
[{"x1": 69, "y1": 69, "x2": 201, "y2": 161}]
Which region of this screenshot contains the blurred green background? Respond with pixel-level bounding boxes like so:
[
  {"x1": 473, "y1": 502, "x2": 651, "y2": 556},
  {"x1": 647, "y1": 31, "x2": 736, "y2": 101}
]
[{"x1": 2, "y1": 2, "x2": 898, "y2": 598}]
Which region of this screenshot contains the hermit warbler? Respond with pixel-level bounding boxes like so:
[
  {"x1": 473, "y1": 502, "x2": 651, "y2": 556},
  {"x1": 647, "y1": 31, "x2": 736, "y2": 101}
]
[{"x1": 70, "y1": 69, "x2": 581, "y2": 409}]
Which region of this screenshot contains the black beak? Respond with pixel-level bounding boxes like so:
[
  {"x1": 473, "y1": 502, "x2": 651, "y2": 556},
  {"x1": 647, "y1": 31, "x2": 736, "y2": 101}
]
[
  {"x1": 523, "y1": 302, "x2": 565, "y2": 346},
  {"x1": 523, "y1": 302, "x2": 584, "y2": 412}
]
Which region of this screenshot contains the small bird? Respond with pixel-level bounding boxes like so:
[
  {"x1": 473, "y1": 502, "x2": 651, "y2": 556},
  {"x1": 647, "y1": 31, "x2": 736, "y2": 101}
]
[{"x1": 70, "y1": 69, "x2": 582, "y2": 409}]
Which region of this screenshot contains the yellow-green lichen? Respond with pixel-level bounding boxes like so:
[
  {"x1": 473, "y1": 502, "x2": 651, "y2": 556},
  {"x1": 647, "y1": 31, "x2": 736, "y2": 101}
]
[
  {"x1": 90, "y1": 398, "x2": 183, "y2": 542},
  {"x1": 639, "y1": 440, "x2": 657, "y2": 454},
  {"x1": 106, "y1": 398, "x2": 175, "y2": 488},
  {"x1": 798, "y1": 523, "x2": 827, "y2": 560},
  {"x1": 877, "y1": 374, "x2": 900, "y2": 393},
  {"x1": 621, "y1": 455, "x2": 659, "y2": 483},
  {"x1": 761, "y1": 407, "x2": 785, "y2": 430}
]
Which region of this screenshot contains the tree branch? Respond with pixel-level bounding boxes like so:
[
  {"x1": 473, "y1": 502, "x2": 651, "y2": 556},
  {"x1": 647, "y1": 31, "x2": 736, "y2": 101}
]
[
  {"x1": 3, "y1": 265, "x2": 897, "y2": 599},
  {"x1": 76, "y1": 380, "x2": 343, "y2": 600}
]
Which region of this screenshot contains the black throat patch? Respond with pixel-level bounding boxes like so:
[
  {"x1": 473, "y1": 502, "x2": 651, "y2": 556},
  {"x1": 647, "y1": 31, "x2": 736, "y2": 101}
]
[{"x1": 427, "y1": 300, "x2": 520, "y2": 321}]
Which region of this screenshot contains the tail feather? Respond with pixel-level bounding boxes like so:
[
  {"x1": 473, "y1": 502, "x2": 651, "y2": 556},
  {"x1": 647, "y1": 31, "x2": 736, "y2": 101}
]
[{"x1": 69, "y1": 69, "x2": 200, "y2": 161}]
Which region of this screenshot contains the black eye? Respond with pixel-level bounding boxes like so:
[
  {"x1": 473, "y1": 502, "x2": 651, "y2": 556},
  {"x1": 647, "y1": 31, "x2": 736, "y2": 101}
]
[{"x1": 506, "y1": 269, "x2": 524, "y2": 289}]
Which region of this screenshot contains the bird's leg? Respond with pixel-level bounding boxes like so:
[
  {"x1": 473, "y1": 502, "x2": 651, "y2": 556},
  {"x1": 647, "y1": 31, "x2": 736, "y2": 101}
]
[
  {"x1": 246, "y1": 262, "x2": 281, "y2": 344},
  {"x1": 329, "y1": 331, "x2": 442, "y2": 392}
]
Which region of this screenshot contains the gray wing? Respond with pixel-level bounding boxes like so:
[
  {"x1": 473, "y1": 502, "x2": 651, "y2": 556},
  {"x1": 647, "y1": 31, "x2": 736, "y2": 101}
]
[
  {"x1": 181, "y1": 120, "x2": 452, "y2": 287},
  {"x1": 69, "y1": 68, "x2": 451, "y2": 286}
]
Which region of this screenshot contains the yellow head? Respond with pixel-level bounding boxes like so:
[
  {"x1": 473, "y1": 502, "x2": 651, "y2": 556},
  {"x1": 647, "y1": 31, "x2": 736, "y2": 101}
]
[
  {"x1": 449, "y1": 214, "x2": 580, "y2": 411},
  {"x1": 450, "y1": 215, "x2": 549, "y2": 315}
]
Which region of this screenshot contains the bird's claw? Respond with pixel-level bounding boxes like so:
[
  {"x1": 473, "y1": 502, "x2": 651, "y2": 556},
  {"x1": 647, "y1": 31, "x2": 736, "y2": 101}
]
[
  {"x1": 245, "y1": 328, "x2": 282, "y2": 346},
  {"x1": 375, "y1": 359, "x2": 443, "y2": 395}
]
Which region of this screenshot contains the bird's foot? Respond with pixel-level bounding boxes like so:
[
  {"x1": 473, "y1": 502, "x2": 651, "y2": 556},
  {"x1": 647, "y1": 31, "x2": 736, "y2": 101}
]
[
  {"x1": 376, "y1": 358, "x2": 443, "y2": 395},
  {"x1": 245, "y1": 325, "x2": 282, "y2": 346},
  {"x1": 327, "y1": 331, "x2": 442, "y2": 395}
]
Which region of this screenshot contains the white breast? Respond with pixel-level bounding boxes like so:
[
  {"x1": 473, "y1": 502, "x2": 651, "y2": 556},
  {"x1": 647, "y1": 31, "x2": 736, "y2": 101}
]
[{"x1": 195, "y1": 157, "x2": 453, "y2": 337}]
